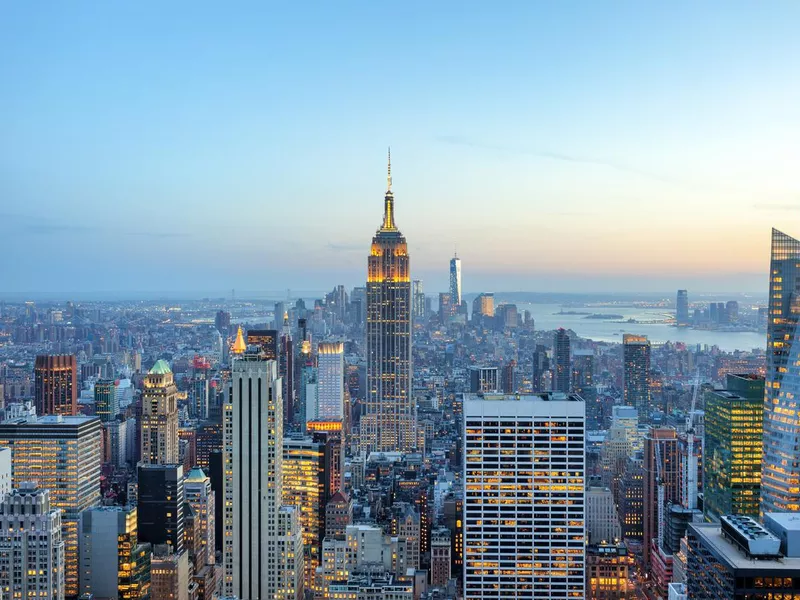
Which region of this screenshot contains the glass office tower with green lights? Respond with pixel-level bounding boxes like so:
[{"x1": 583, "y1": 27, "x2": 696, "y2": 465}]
[{"x1": 703, "y1": 373, "x2": 764, "y2": 522}]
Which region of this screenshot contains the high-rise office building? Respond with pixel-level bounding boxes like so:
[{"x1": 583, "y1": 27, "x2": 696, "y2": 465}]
[
  {"x1": 0, "y1": 414, "x2": 102, "y2": 598},
  {"x1": 687, "y1": 516, "x2": 800, "y2": 599},
  {"x1": 224, "y1": 350, "x2": 303, "y2": 600},
  {"x1": 189, "y1": 366, "x2": 209, "y2": 421},
  {"x1": 364, "y1": 152, "x2": 414, "y2": 454},
  {"x1": 283, "y1": 436, "x2": 326, "y2": 591},
  {"x1": 137, "y1": 463, "x2": 184, "y2": 554},
  {"x1": 412, "y1": 280, "x2": 425, "y2": 321},
  {"x1": 572, "y1": 349, "x2": 594, "y2": 399},
  {"x1": 184, "y1": 467, "x2": 216, "y2": 570},
  {"x1": 704, "y1": 374, "x2": 764, "y2": 522},
  {"x1": 762, "y1": 229, "x2": 800, "y2": 513},
  {"x1": 463, "y1": 393, "x2": 586, "y2": 599},
  {"x1": 449, "y1": 254, "x2": 462, "y2": 307},
  {"x1": 430, "y1": 527, "x2": 451, "y2": 587},
  {"x1": 472, "y1": 293, "x2": 494, "y2": 320},
  {"x1": 280, "y1": 315, "x2": 296, "y2": 429},
  {"x1": 79, "y1": 505, "x2": 151, "y2": 600},
  {"x1": 438, "y1": 292, "x2": 452, "y2": 322},
  {"x1": 642, "y1": 428, "x2": 680, "y2": 569},
  {"x1": 0, "y1": 484, "x2": 65, "y2": 600},
  {"x1": 35, "y1": 354, "x2": 77, "y2": 416},
  {"x1": 215, "y1": 310, "x2": 231, "y2": 334},
  {"x1": 623, "y1": 334, "x2": 651, "y2": 417},
  {"x1": 676, "y1": 290, "x2": 689, "y2": 326},
  {"x1": 95, "y1": 379, "x2": 119, "y2": 422},
  {"x1": 468, "y1": 366, "x2": 500, "y2": 393},
  {"x1": 246, "y1": 329, "x2": 279, "y2": 360},
  {"x1": 532, "y1": 344, "x2": 549, "y2": 393},
  {"x1": 554, "y1": 328, "x2": 571, "y2": 393},
  {"x1": 317, "y1": 342, "x2": 345, "y2": 420},
  {"x1": 140, "y1": 360, "x2": 179, "y2": 465},
  {"x1": 150, "y1": 545, "x2": 189, "y2": 600}
]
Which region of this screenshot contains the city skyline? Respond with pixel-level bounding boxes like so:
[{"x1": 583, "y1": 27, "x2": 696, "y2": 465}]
[{"x1": 3, "y1": 3, "x2": 800, "y2": 294}]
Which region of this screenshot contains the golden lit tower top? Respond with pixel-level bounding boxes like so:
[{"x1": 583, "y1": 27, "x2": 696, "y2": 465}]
[
  {"x1": 232, "y1": 325, "x2": 247, "y2": 354},
  {"x1": 381, "y1": 147, "x2": 396, "y2": 231}
]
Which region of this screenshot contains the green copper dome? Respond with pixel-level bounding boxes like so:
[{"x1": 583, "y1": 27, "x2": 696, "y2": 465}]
[
  {"x1": 186, "y1": 467, "x2": 207, "y2": 482},
  {"x1": 149, "y1": 359, "x2": 172, "y2": 375}
]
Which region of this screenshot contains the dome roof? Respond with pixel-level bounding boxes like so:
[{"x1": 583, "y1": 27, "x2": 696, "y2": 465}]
[{"x1": 149, "y1": 359, "x2": 172, "y2": 375}]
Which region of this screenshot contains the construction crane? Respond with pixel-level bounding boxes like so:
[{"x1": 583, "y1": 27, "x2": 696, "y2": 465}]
[
  {"x1": 655, "y1": 438, "x2": 665, "y2": 552},
  {"x1": 684, "y1": 370, "x2": 701, "y2": 510}
]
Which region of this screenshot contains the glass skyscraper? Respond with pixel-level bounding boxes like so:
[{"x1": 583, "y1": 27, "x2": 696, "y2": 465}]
[
  {"x1": 703, "y1": 374, "x2": 763, "y2": 522},
  {"x1": 364, "y1": 152, "x2": 413, "y2": 453},
  {"x1": 623, "y1": 334, "x2": 651, "y2": 418},
  {"x1": 449, "y1": 254, "x2": 462, "y2": 307},
  {"x1": 761, "y1": 229, "x2": 800, "y2": 513}
]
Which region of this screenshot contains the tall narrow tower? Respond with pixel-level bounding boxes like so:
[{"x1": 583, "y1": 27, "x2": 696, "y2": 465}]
[
  {"x1": 224, "y1": 350, "x2": 303, "y2": 599},
  {"x1": 140, "y1": 359, "x2": 179, "y2": 465},
  {"x1": 364, "y1": 150, "x2": 413, "y2": 453},
  {"x1": 449, "y1": 253, "x2": 462, "y2": 308},
  {"x1": 761, "y1": 229, "x2": 800, "y2": 513}
]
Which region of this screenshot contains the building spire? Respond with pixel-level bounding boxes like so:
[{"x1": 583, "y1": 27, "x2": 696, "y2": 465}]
[
  {"x1": 232, "y1": 325, "x2": 246, "y2": 354},
  {"x1": 387, "y1": 147, "x2": 392, "y2": 192},
  {"x1": 381, "y1": 148, "x2": 396, "y2": 231}
]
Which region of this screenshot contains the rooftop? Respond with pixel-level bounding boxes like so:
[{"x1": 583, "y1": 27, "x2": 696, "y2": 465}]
[
  {"x1": 690, "y1": 523, "x2": 800, "y2": 571},
  {"x1": 149, "y1": 359, "x2": 172, "y2": 375}
]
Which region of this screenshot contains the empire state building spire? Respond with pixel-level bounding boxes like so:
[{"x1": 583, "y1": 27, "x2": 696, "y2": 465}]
[
  {"x1": 366, "y1": 150, "x2": 412, "y2": 454},
  {"x1": 382, "y1": 147, "x2": 396, "y2": 231}
]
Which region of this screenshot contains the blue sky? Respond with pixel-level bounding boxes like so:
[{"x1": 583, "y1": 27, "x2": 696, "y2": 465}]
[{"x1": 2, "y1": 1, "x2": 800, "y2": 296}]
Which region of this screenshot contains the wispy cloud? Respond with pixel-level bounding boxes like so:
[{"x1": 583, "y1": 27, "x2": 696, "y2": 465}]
[
  {"x1": 327, "y1": 242, "x2": 363, "y2": 252},
  {"x1": 125, "y1": 231, "x2": 191, "y2": 239},
  {"x1": 753, "y1": 203, "x2": 800, "y2": 211},
  {"x1": 0, "y1": 212, "x2": 99, "y2": 235},
  {"x1": 437, "y1": 135, "x2": 684, "y2": 187},
  {"x1": 0, "y1": 212, "x2": 189, "y2": 238}
]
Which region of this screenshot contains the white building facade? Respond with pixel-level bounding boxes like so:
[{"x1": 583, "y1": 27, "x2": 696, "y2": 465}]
[
  {"x1": 463, "y1": 393, "x2": 586, "y2": 599},
  {"x1": 224, "y1": 352, "x2": 303, "y2": 600}
]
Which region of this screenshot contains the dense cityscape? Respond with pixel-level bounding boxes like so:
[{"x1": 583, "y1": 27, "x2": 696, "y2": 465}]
[
  {"x1": 0, "y1": 158, "x2": 798, "y2": 600},
  {"x1": 6, "y1": 4, "x2": 800, "y2": 600}
]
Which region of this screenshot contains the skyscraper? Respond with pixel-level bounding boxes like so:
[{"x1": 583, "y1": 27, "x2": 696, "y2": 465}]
[
  {"x1": 246, "y1": 329, "x2": 279, "y2": 360},
  {"x1": 572, "y1": 350, "x2": 594, "y2": 400},
  {"x1": 79, "y1": 505, "x2": 151, "y2": 600},
  {"x1": 642, "y1": 427, "x2": 680, "y2": 569},
  {"x1": 532, "y1": 344, "x2": 549, "y2": 393},
  {"x1": 137, "y1": 463, "x2": 184, "y2": 553},
  {"x1": 317, "y1": 341, "x2": 345, "y2": 420},
  {"x1": 364, "y1": 151, "x2": 413, "y2": 453},
  {"x1": 676, "y1": 290, "x2": 689, "y2": 326},
  {"x1": 0, "y1": 415, "x2": 102, "y2": 598},
  {"x1": 463, "y1": 393, "x2": 586, "y2": 598},
  {"x1": 140, "y1": 359, "x2": 179, "y2": 465},
  {"x1": 283, "y1": 436, "x2": 326, "y2": 592},
  {"x1": 554, "y1": 328, "x2": 571, "y2": 393},
  {"x1": 762, "y1": 229, "x2": 800, "y2": 513},
  {"x1": 35, "y1": 354, "x2": 77, "y2": 416},
  {"x1": 0, "y1": 484, "x2": 64, "y2": 600},
  {"x1": 703, "y1": 374, "x2": 764, "y2": 522},
  {"x1": 224, "y1": 349, "x2": 303, "y2": 600},
  {"x1": 623, "y1": 334, "x2": 651, "y2": 417},
  {"x1": 94, "y1": 378, "x2": 119, "y2": 422},
  {"x1": 449, "y1": 253, "x2": 462, "y2": 307},
  {"x1": 412, "y1": 280, "x2": 425, "y2": 321}
]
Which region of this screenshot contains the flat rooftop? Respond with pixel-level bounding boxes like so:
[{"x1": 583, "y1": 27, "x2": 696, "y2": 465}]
[{"x1": 690, "y1": 523, "x2": 800, "y2": 572}]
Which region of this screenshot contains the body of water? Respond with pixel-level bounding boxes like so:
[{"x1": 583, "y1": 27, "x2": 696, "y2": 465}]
[{"x1": 519, "y1": 303, "x2": 765, "y2": 353}]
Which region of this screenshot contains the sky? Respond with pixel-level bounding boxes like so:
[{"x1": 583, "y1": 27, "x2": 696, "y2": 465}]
[{"x1": 2, "y1": 1, "x2": 800, "y2": 297}]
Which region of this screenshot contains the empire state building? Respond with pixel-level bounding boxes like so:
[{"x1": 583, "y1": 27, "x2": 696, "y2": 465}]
[{"x1": 364, "y1": 151, "x2": 414, "y2": 453}]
